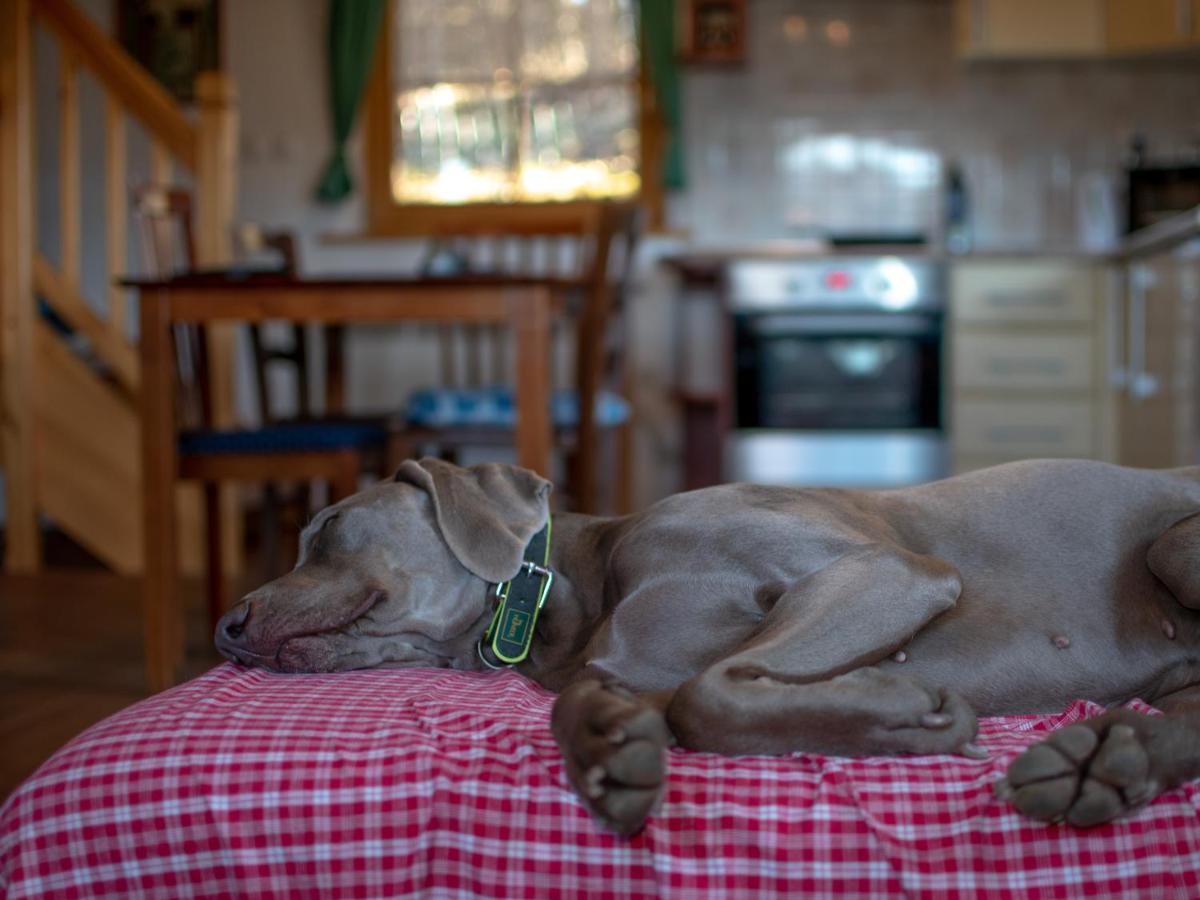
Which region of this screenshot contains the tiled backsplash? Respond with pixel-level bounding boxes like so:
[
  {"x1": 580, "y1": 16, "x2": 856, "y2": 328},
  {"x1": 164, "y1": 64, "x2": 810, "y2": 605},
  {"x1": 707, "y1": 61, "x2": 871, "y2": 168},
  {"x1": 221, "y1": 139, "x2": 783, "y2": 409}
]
[{"x1": 672, "y1": 0, "x2": 1200, "y2": 251}]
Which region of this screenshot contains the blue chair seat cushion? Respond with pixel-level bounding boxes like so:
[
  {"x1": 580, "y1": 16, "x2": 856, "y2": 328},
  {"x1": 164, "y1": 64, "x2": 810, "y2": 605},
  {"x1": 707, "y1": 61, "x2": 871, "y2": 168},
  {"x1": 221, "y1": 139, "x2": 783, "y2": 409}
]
[
  {"x1": 179, "y1": 419, "x2": 387, "y2": 455},
  {"x1": 405, "y1": 386, "x2": 630, "y2": 430}
]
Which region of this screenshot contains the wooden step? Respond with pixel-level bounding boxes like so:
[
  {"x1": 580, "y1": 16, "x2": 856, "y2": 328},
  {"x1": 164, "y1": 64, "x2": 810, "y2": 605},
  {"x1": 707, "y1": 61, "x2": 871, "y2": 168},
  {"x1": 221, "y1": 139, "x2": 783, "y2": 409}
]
[{"x1": 33, "y1": 320, "x2": 206, "y2": 574}]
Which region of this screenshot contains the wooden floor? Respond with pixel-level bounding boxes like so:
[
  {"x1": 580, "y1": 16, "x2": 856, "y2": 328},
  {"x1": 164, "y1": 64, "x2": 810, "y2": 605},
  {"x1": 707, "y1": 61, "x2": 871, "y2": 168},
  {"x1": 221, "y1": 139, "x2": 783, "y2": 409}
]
[{"x1": 0, "y1": 570, "x2": 226, "y2": 802}]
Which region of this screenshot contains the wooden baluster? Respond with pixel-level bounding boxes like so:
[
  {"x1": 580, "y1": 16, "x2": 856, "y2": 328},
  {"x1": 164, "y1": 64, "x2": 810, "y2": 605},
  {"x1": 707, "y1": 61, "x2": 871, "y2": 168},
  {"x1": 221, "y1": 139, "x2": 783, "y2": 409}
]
[
  {"x1": 105, "y1": 97, "x2": 128, "y2": 338},
  {"x1": 32, "y1": 0, "x2": 198, "y2": 170},
  {"x1": 59, "y1": 48, "x2": 80, "y2": 288},
  {"x1": 1, "y1": 0, "x2": 40, "y2": 572},
  {"x1": 145, "y1": 139, "x2": 174, "y2": 276},
  {"x1": 150, "y1": 138, "x2": 171, "y2": 187}
]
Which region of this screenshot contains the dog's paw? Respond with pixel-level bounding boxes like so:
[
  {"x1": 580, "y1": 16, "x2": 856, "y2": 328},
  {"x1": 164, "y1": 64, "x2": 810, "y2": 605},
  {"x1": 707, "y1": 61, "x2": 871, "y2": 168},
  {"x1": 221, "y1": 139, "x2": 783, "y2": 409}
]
[
  {"x1": 889, "y1": 686, "x2": 982, "y2": 756},
  {"x1": 994, "y1": 718, "x2": 1161, "y2": 827},
  {"x1": 844, "y1": 669, "x2": 981, "y2": 756},
  {"x1": 550, "y1": 679, "x2": 672, "y2": 835}
]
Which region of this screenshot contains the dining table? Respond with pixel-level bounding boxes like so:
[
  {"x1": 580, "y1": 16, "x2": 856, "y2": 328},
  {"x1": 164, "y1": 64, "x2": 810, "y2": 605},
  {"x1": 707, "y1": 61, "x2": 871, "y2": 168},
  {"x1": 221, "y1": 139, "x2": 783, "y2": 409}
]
[{"x1": 127, "y1": 271, "x2": 568, "y2": 692}]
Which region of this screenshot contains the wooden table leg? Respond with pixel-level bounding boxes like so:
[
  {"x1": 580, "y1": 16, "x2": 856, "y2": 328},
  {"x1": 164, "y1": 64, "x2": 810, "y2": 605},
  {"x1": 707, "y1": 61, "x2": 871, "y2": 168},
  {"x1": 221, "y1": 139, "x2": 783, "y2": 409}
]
[
  {"x1": 140, "y1": 290, "x2": 181, "y2": 692},
  {"x1": 512, "y1": 286, "x2": 553, "y2": 477}
]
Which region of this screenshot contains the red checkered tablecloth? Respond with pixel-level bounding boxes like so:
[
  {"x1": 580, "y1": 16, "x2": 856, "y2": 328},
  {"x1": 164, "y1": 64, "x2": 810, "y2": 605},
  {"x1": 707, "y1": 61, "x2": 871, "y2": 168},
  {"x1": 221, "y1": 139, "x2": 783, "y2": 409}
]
[{"x1": 3, "y1": 664, "x2": 1200, "y2": 898}]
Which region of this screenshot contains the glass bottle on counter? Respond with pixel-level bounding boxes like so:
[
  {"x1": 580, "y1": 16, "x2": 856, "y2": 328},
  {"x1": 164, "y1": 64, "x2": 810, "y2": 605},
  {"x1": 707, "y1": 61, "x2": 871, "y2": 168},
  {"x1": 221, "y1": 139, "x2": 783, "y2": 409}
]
[{"x1": 944, "y1": 161, "x2": 972, "y2": 255}]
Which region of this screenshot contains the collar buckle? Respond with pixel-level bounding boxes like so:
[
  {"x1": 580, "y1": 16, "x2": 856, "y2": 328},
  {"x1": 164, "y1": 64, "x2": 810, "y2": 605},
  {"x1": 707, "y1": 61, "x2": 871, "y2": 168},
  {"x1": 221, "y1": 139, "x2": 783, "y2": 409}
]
[
  {"x1": 520, "y1": 561, "x2": 554, "y2": 608},
  {"x1": 478, "y1": 520, "x2": 553, "y2": 668}
]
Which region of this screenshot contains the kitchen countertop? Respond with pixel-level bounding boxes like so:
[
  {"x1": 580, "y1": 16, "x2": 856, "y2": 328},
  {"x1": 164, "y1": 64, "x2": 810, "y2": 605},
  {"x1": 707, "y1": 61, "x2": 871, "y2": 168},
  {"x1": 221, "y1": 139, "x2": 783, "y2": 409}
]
[{"x1": 661, "y1": 205, "x2": 1200, "y2": 281}]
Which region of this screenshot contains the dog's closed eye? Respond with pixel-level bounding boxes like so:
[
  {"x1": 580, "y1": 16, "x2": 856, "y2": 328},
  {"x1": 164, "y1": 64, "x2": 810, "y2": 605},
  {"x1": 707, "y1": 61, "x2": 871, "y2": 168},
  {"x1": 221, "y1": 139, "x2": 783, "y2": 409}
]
[{"x1": 297, "y1": 512, "x2": 341, "y2": 563}]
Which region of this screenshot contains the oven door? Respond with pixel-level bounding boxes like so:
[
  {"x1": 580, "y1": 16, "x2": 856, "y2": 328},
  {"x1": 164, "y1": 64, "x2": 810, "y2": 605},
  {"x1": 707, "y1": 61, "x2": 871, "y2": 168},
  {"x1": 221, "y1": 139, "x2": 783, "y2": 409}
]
[{"x1": 734, "y1": 311, "x2": 943, "y2": 430}]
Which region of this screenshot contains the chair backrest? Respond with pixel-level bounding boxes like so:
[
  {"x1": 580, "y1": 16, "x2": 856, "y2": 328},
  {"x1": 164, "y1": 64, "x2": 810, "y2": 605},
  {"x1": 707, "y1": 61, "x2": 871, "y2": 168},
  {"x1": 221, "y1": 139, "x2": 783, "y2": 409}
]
[
  {"x1": 570, "y1": 205, "x2": 641, "y2": 494},
  {"x1": 589, "y1": 204, "x2": 643, "y2": 395},
  {"x1": 235, "y1": 224, "x2": 310, "y2": 422},
  {"x1": 417, "y1": 203, "x2": 641, "y2": 513},
  {"x1": 132, "y1": 185, "x2": 211, "y2": 431},
  {"x1": 131, "y1": 185, "x2": 307, "y2": 429},
  {"x1": 133, "y1": 186, "x2": 197, "y2": 278},
  {"x1": 419, "y1": 203, "x2": 641, "y2": 392}
]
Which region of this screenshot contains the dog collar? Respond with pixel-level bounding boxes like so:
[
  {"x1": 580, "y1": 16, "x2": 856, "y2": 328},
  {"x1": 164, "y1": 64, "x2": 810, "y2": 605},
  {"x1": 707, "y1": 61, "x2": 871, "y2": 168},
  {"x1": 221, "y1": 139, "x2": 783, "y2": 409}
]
[{"x1": 477, "y1": 519, "x2": 553, "y2": 668}]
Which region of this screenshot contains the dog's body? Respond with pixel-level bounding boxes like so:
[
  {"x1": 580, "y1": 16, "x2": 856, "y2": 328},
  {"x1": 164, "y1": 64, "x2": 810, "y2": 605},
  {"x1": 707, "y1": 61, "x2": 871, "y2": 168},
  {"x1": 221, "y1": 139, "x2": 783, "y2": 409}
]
[{"x1": 218, "y1": 458, "x2": 1200, "y2": 834}]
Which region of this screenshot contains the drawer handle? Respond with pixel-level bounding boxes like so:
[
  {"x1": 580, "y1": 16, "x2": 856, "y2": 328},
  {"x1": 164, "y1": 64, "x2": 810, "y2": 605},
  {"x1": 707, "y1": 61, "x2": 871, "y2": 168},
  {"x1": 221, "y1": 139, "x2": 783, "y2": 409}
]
[
  {"x1": 984, "y1": 358, "x2": 1068, "y2": 376},
  {"x1": 982, "y1": 289, "x2": 1068, "y2": 310},
  {"x1": 1127, "y1": 265, "x2": 1162, "y2": 403}
]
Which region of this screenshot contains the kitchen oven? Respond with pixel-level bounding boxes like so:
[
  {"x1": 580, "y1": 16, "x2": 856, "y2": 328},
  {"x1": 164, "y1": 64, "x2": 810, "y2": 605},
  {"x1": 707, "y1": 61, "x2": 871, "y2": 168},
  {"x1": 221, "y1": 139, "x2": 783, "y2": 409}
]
[{"x1": 728, "y1": 257, "x2": 947, "y2": 487}]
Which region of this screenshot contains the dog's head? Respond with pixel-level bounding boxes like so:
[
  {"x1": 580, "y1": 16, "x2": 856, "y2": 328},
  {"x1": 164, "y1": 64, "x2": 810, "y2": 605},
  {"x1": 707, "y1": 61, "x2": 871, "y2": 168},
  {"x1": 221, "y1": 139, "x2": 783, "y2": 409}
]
[{"x1": 214, "y1": 458, "x2": 551, "y2": 672}]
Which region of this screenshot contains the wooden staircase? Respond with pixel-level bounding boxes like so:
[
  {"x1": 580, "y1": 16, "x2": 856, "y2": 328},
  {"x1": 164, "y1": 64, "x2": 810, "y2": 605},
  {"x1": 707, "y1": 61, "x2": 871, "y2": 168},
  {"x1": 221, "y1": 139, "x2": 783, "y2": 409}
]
[
  {"x1": 1, "y1": 0, "x2": 239, "y2": 576},
  {"x1": 33, "y1": 317, "x2": 144, "y2": 572}
]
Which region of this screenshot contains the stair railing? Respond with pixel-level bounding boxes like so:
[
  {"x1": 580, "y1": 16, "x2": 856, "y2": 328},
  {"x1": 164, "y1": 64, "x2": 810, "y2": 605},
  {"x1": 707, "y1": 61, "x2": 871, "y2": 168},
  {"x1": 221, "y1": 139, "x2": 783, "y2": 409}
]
[{"x1": 1, "y1": 0, "x2": 238, "y2": 572}]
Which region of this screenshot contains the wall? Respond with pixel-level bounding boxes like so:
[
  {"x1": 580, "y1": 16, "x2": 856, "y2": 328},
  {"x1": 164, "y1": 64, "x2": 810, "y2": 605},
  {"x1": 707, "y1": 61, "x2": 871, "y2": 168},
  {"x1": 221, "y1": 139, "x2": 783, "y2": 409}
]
[{"x1": 676, "y1": 0, "x2": 1200, "y2": 250}]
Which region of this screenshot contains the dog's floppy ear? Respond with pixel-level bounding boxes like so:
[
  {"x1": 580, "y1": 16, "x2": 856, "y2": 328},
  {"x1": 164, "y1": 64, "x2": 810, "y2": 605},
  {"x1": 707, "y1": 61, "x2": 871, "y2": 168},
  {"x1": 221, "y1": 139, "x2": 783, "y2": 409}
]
[{"x1": 394, "y1": 457, "x2": 552, "y2": 582}]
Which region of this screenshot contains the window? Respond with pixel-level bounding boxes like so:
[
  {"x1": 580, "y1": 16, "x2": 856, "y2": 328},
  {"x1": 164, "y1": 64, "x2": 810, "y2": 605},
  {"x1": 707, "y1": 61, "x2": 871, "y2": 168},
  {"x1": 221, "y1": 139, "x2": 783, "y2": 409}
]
[{"x1": 366, "y1": 0, "x2": 647, "y2": 233}]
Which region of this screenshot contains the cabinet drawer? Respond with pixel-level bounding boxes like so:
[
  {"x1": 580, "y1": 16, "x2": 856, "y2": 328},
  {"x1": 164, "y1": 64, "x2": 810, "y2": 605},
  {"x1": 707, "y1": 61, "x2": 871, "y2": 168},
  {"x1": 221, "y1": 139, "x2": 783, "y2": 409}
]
[
  {"x1": 952, "y1": 399, "x2": 1095, "y2": 457},
  {"x1": 953, "y1": 333, "x2": 1094, "y2": 391},
  {"x1": 953, "y1": 263, "x2": 1096, "y2": 324}
]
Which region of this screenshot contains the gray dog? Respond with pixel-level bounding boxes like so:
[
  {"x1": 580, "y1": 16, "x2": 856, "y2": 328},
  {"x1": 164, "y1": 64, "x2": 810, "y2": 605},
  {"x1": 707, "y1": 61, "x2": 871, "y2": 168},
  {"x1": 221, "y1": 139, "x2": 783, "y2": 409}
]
[{"x1": 216, "y1": 457, "x2": 1200, "y2": 835}]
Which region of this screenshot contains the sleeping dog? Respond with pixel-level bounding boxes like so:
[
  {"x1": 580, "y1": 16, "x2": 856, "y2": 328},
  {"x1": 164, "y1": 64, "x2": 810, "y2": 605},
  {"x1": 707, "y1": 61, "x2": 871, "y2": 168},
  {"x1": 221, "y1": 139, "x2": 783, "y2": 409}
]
[{"x1": 216, "y1": 457, "x2": 1200, "y2": 835}]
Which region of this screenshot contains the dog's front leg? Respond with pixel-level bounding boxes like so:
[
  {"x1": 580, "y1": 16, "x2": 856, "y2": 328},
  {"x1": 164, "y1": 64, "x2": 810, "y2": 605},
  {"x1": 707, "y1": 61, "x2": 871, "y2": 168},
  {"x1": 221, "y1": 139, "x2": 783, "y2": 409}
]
[
  {"x1": 664, "y1": 545, "x2": 978, "y2": 758},
  {"x1": 550, "y1": 680, "x2": 675, "y2": 835},
  {"x1": 996, "y1": 686, "x2": 1200, "y2": 826}
]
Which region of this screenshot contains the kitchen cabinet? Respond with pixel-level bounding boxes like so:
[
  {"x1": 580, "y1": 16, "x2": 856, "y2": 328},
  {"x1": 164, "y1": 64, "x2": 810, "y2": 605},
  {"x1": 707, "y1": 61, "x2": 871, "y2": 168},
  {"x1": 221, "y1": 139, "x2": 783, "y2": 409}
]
[
  {"x1": 956, "y1": 0, "x2": 1199, "y2": 59},
  {"x1": 1106, "y1": 0, "x2": 1199, "y2": 54},
  {"x1": 1111, "y1": 247, "x2": 1200, "y2": 468},
  {"x1": 949, "y1": 260, "x2": 1115, "y2": 473},
  {"x1": 956, "y1": 0, "x2": 1107, "y2": 59}
]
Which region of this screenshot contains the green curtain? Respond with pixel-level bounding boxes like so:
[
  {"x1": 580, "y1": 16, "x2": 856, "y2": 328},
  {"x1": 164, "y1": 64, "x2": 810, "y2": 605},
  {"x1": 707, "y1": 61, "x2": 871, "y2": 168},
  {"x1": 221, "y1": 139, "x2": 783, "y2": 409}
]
[
  {"x1": 639, "y1": 0, "x2": 684, "y2": 190},
  {"x1": 315, "y1": 0, "x2": 389, "y2": 204}
]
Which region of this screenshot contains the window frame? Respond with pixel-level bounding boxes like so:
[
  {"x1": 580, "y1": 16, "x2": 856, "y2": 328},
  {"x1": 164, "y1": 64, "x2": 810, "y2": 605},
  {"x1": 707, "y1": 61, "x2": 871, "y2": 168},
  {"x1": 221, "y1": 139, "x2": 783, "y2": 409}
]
[{"x1": 363, "y1": 1, "x2": 662, "y2": 236}]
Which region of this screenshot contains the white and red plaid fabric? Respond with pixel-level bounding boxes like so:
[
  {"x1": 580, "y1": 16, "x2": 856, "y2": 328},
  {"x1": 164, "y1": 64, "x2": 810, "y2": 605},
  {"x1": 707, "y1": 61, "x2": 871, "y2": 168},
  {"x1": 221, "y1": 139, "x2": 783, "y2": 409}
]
[{"x1": 3, "y1": 664, "x2": 1200, "y2": 899}]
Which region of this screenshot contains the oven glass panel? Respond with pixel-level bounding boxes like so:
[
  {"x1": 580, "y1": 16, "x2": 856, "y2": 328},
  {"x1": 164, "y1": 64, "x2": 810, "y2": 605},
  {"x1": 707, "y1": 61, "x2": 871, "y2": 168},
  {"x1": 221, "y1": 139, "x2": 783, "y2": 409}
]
[{"x1": 735, "y1": 314, "x2": 942, "y2": 430}]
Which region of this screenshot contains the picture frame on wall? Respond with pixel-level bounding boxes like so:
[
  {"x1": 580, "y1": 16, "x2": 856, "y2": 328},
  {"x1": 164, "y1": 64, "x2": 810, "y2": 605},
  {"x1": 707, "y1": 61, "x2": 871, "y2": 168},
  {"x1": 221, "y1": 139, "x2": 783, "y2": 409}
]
[
  {"x1": 679, "y1": 0, "x2": 746, "y2": 65},
  {"x1": 116, "y1": 0, "x2": 222, "y2": 104}
]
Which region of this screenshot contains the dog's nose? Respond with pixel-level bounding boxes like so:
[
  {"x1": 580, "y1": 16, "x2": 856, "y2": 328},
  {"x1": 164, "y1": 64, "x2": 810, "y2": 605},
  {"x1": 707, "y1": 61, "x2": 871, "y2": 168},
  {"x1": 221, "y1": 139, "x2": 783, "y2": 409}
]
[{"x1": 216, "y1": 600, "x2": 253, "y2": 646}]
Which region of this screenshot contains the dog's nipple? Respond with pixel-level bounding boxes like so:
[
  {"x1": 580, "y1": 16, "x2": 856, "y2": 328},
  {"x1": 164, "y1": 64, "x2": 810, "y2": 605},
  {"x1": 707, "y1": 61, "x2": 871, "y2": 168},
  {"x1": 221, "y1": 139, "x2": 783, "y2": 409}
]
[
  {"x1": 1052, "y1": 635, "x2": 1071, "y2": 650},
  {"x1": 892, "y1": 650, "x2": 907, "y2": 663},
  {"x1": 1162, "y1": 619, "x2": 1177, "y2": 640}
]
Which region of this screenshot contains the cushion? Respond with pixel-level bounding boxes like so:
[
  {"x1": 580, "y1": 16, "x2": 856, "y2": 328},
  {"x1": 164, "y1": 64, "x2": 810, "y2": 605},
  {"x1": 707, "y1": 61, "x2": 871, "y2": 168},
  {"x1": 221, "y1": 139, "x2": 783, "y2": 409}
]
[
  {"x1": 179, "y1": 420, "x2": 386, "y2": 455},
  {"x1": 3, "y1": 665, "x2": 1200, "y2": 898},
  {"x1": 406, "y1": 386, "x2": 630, "y2": 430}
]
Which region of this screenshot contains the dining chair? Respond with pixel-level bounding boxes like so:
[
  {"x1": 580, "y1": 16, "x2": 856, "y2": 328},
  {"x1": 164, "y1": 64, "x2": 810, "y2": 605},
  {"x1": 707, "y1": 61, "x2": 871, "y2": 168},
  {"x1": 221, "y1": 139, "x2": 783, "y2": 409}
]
[
  {"x1": 394, "y1": 203, "x2": 642, "y2": 514},
  {"x1": 132, "y1": 186, "x2": 388, "y2": 627}
]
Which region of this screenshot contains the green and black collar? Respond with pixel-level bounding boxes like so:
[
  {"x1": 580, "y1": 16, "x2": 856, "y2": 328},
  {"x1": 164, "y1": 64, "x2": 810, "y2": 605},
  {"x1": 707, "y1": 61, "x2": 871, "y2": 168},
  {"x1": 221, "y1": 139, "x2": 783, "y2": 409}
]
[{"x1": 477, "y1": 519, "x2": 553, "y2": 668}]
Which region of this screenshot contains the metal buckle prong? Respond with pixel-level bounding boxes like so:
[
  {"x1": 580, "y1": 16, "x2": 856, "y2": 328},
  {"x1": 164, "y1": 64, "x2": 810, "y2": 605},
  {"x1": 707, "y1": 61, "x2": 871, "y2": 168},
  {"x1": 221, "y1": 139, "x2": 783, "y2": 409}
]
[
  {"x1": 521, "y1": 561, "x2": 554, "y2": 609},
  {"x1": 522, "y1": 561, "x2": 552, "y2": 578}
]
